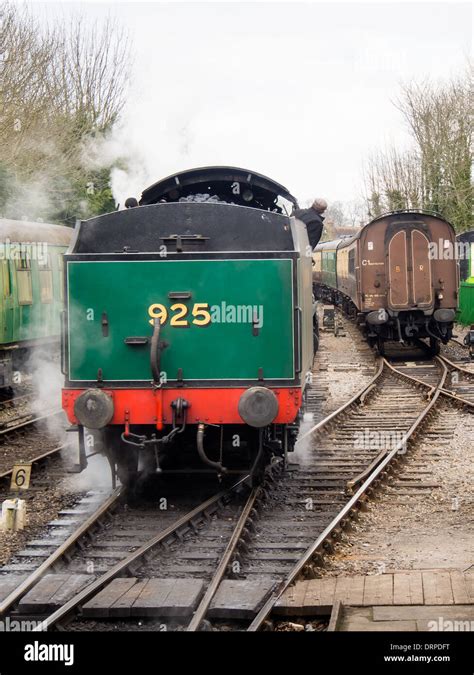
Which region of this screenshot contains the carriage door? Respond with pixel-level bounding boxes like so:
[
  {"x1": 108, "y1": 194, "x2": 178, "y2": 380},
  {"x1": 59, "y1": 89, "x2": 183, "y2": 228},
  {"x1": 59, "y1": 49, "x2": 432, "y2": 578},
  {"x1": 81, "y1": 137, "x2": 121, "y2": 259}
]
[
  {"x1": 1, "y1": 261, "x2": 13, "y2": 343},
  {"x1": 387, "y1": 226, "x2": 432, "y2": 310},
  {"x1": 388, "y1": 230, "x2": 409, "y2": 309},
  {"x1": 410, "y1": 229, "x2": 432, "y2": 307}
]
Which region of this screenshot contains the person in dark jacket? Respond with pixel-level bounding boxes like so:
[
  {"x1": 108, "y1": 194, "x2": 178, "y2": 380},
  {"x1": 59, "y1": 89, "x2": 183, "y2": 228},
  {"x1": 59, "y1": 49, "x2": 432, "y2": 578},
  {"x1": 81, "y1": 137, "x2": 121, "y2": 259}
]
[{"x1": 293, "y1": 198, "x2": 327, "y2": 249}]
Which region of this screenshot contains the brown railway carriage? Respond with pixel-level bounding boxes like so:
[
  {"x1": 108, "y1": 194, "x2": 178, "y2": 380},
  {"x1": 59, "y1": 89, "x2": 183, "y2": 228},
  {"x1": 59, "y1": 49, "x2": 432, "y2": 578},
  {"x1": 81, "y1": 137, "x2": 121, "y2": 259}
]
[{"x1": 313, "y1": 210, "x2": 458, "y2": 352}]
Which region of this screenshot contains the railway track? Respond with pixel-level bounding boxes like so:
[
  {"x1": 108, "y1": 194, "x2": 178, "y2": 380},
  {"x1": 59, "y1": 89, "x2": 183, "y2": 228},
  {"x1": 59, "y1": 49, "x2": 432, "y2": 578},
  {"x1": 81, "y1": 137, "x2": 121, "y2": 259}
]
[
  {"x1": 0, "y1": 391, "x2": 34, "y2": 414},
  {"x1": 0, "y1": 409, "x2": 68, "y2": 483},
  {"x1": 0, "y1": 442, "x2": 68, "y2": 484},
  {"x1": 0, "y1": 408, "x2": 62, "y2": 436},
  {"x1": 1, "y1": 348, "x2": 462, "y2": 633},
  {"x1": 389, "y1": 352, "x2": 474, "y2": 407},
  {"x1": 0, "y1": 385, "x2": 48, "y2": 429},
  {"x1": 0, "y1": 476, "x2": 254, "y2": 621},
  {"x1": 2, "y1": 321, "x2": 471, "y2": 632}
]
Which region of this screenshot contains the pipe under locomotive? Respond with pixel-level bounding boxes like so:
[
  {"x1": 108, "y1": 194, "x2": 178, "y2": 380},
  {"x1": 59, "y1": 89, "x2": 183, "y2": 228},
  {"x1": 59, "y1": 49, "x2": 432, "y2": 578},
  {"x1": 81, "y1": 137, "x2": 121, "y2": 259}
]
[
  {"x1": 61, "y1": 167, "x2": 318, "y2": 488},
  {"x1": 313, "y1": 210, "x2": 458, "y2": 354}
]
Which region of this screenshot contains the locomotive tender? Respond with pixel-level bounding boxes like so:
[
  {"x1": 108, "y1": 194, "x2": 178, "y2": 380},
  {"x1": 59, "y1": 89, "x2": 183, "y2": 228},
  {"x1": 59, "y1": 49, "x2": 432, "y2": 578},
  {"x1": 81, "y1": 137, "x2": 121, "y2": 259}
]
[
  {"x1": 313, "y1": 210, "x2": 458, "y2": 354},
  {"x1": 61, "y1": 167, "x2": 316, "y2": 485}
]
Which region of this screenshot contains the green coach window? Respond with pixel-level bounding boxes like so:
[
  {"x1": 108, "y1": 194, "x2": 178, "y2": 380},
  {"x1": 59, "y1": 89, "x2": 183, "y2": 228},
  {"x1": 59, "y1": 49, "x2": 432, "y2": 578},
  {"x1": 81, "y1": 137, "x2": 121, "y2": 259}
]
[
  {"x1": 39, "y1": 254, "x2": 53, "y2": 304},
  {"x1": 2, "y1": 261, "x2": 11, "y2": 296},
  {"x1": 16, "y1": 255, "x2": 32, "y2": 305}
]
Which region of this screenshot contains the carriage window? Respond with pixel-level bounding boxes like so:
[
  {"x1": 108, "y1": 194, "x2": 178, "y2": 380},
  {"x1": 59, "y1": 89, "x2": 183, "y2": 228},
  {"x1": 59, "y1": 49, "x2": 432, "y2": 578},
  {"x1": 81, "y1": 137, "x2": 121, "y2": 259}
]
[
  {"x1": 39, "y1": 254, "x2": 53, "y2": 303},
  {"x1": 349, "y1": 249, "x2": 355, "y2": 276},
  {"x1": 16, "y1": 255, "x2": 32, "y2": 305},
  {"x1": 2, "y1": 261, "x2": 11, "y2": 297}
]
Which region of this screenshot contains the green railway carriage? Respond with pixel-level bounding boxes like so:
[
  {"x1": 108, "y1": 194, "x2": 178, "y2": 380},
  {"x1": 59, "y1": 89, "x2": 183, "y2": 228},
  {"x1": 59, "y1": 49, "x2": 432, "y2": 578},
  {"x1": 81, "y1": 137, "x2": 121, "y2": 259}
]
[
  {"x1": 456, "y1": 230, "x2": 474, "y2": 325},
  {"x1": 0, "y1": 219, "x2": 72, "y2": 387},
  {"x1": 62, "y1": 166, "x2": 316, "y2": 486},
  {"x1": 312, "y1": 239, "x2": 341, "y2": 292}
]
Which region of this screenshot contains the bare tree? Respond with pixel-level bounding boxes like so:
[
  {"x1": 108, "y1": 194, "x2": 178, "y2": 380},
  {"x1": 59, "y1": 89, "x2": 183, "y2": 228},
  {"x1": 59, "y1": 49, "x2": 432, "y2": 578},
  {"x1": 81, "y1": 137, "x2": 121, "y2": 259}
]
[
  {"x1": 321, "y1": 200, "x2": 368, "y2": 240},
  {"x1": 364, "y1": 147, "x2": 424, "y2": 216},
  {"x1": 0, "y1": 3, "x2": 58, "y2": 166},
  {"x1": 346, "y1": 198, "x2": 368, "y2": 228},
  {"x1": 55, "y1": 16, "x2": 129, "y2": 134},
  {"x1": 396, "y1": 75, "x2": 472, "y2": 230},
  {"x1": 364, "y1": 70, "x2": 472, "y2": 231},
  {"x1": 0, "y1": 1, "x2": 130, "y2": 221}
]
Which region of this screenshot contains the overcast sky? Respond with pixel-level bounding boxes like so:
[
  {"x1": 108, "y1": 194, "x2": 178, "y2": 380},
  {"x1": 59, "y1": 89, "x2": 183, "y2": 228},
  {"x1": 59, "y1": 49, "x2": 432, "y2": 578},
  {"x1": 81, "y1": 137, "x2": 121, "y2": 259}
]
[{"x1": 29, "y1": 1, "x2": 471, "y2": 206}]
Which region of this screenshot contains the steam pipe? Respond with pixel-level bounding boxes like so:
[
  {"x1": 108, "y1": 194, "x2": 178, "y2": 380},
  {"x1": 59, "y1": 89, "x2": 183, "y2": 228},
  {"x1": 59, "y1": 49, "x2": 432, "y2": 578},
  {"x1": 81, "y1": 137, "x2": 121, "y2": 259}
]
[
  {"x1": 150, "y1": 318, "x2": 161, "y2": 384},
  {"x1": 196, "y1": 423, "x2": 227, "y2": 473},
  {"x1": 395, "y1": 316, "x2": 405, "y2": 344},
  {"x1": 425, "y1": 319, "x2": 441, "y2": 341}
]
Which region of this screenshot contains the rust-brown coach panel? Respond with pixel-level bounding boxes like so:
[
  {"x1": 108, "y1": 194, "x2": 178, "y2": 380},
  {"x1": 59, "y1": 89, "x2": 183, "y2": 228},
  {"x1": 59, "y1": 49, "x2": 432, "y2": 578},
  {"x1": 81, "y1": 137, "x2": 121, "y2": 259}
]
[
  {"x1": 388, "y1": 229, "x2": 409, "y2": 309},
  {"x1": 358, "y1": 214, "x2": 457, "y2": 314},
  {"x1": 312, "y1": 210, "x2": 457, "y2": 353},
  {"x1": 425, "y1": 215, "x2": 458, "y2": 310},
  {"x1": 358, "y1": 222, "x2": 387, "y2": 312}
]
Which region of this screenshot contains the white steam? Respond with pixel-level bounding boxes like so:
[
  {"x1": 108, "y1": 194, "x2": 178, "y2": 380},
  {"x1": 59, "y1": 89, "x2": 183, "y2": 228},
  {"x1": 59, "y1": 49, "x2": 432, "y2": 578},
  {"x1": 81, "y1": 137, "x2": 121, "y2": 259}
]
[
  {"x1": 26, "y1": 347, "x2": 66, "y2": 438},
  {"x1": 26, "y1": 349, "x2": 114, "y2": 491}
]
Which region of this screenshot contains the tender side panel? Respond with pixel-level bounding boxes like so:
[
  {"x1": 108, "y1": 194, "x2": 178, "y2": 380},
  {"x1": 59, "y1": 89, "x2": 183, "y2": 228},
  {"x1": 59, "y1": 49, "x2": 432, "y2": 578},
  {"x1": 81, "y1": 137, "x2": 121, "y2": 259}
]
[
  {"x1": 67, "y1": 258, "x2": 295, "y2": 383},
  {"x1": 291, "y1": 217, "x2": 313, "y2": 381}
]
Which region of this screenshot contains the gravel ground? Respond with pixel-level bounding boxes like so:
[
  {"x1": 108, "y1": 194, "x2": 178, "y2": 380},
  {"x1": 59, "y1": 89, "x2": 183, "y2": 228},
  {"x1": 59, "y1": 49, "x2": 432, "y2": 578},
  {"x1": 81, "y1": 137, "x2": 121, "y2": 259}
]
[
  {"x1": 454, "y1": 323, "x2": 470, "y2": 342},
  {"x1": 318, "y1": 402, "x2": 474, "y2": 576},
  {"x1": 0, "y1": 467, "x2": 80, "y2": 565},
  {"x1": 274, "y1": 618, "x2": 328, "y2": 631},
  {"x1": 0, "y1": 415, "x2": 68, "y2": 475},
  {"x1": 0, "y1": 447, "x2": 112, "y2": 565},
  {"x1": 315, "y1": 305, "x2": 376, "y2": 414},
  {"x1": 0, "y1": 397, "x2": 33, "y2": 428}
]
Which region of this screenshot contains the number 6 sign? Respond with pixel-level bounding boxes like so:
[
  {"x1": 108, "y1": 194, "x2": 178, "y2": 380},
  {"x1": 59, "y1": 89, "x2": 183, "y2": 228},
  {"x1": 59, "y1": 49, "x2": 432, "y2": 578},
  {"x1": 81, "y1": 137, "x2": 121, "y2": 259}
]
[{"x1": 10, "y1": 464, "x2": 32, "y2": 491}]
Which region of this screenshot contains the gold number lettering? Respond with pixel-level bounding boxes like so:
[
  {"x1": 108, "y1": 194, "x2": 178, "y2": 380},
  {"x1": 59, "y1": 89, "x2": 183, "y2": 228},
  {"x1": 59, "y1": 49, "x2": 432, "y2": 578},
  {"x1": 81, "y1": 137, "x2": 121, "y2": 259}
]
[
  {"x1": 170, "y1": 303, "x2": 189, "y2": 327},
  {"x1": 192, "y1": 303, "x2": 211, "y2": 326},
  {"x1": 148, "y1": 302, "x2": 212, "y2": 327},
  {"x1": 148, "y1": 303, "x2": 168, "y2": 326}
]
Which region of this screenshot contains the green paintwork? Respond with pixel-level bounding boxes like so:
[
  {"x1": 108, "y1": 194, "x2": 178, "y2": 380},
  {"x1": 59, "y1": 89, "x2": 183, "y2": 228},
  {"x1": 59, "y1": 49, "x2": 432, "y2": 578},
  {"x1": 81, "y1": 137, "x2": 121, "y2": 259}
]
[
  {"x1": 457, "y1": 281, "x2": 474, "y2": 326},
  {"x1": 0, "y1": 246, "x2": 67, "y2": 346},
  {"x1": 457, "y1": 240, "x2": 474, "y2": 325},
  {"x1": 67, "y1": 258, "x2": 295, "y2": 382},
  {"x1": 321, "y1": 249, "x2": 338, "y2": 289}
]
